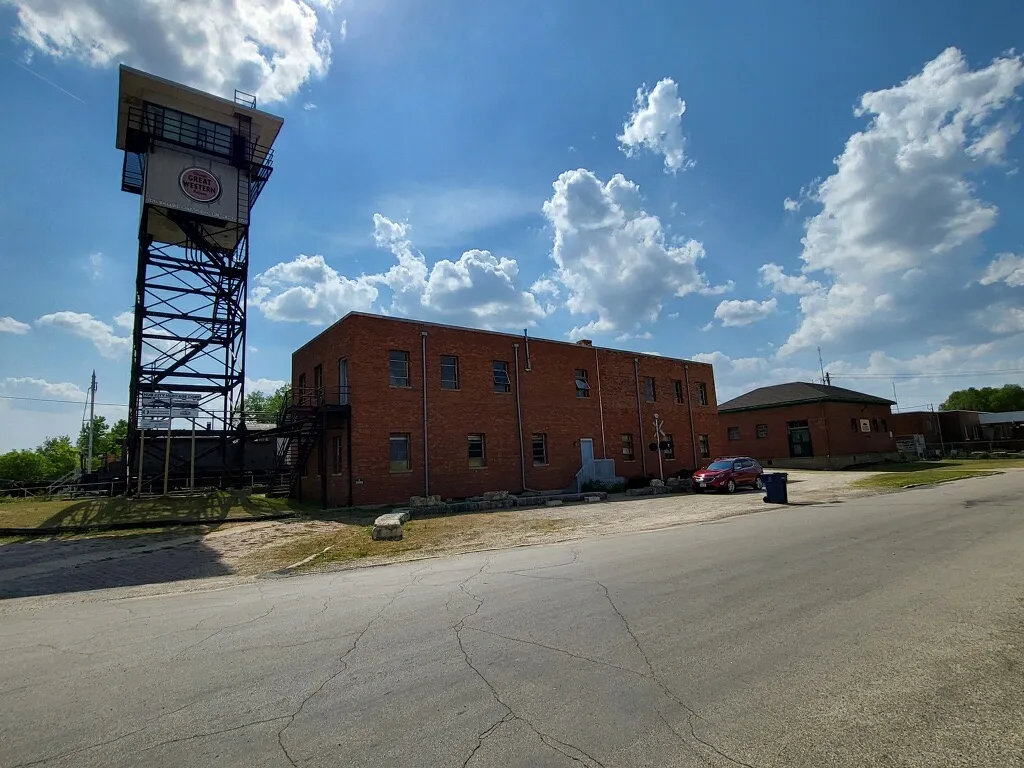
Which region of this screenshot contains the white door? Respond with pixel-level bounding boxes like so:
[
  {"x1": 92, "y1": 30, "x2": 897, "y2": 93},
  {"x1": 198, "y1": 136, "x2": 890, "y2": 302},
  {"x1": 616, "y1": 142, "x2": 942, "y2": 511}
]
[{"x1": 580, "y1": 438, "x2": 595, "y2": 465}]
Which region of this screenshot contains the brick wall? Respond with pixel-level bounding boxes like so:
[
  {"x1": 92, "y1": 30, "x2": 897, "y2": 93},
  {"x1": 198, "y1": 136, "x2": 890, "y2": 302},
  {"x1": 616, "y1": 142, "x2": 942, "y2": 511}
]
[
  {"x1": 291, "y1": 313, "x2": 720, "y2": 506},
  {"x1": 719, "y1": 401, "x2": 896, "y2": 463}
]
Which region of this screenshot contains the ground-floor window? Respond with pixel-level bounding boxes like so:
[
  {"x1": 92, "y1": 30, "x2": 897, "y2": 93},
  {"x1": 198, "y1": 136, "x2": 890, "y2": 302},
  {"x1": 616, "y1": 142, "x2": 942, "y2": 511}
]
[
  {"x1": 621, "y1": 433, "x2": 635, "y2": 461},
  {"x1": 531, "y1": 433, "x2": 547, "y2": 465},
  {"x1": 727, "y1": 426, "x2": 740, "y2": 440},
  {"x1": 756, "y1": 424, "x2": 768, "y2": 439},
  {"x1": 698, "y1": 434, "x2": 710, "y2": 458},
  {"x1": 468, "y1": 434, "x2": 487, "y2": 467},
  {"x1": 663, "y1": 434, "x2": 675, "y2": 460},
  {"x1": 389, "y1": 433, "x2": 411, "y2": 472}
]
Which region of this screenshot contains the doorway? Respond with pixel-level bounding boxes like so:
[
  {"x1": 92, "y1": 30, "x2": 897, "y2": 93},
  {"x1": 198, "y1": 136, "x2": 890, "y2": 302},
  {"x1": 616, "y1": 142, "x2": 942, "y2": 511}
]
[
  {"x1": 787, "y1": 420, "x2": 813, "y2": 458},
  {"x1": 580, "y1": 438, "x2": 595, "y2": 465}
]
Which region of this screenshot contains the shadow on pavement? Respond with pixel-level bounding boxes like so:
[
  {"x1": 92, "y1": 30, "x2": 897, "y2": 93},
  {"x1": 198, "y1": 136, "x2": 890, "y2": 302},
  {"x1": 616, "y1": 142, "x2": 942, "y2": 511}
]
[{"x1": 0, "y1": 534, "x2": 233, "y2": 600}]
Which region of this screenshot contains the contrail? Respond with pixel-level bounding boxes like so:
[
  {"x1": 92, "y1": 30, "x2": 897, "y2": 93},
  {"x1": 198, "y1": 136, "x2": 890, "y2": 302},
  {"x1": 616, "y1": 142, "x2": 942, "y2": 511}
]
[{"x1": 5, "y1": 56, "x2": 87, "y2": 104}]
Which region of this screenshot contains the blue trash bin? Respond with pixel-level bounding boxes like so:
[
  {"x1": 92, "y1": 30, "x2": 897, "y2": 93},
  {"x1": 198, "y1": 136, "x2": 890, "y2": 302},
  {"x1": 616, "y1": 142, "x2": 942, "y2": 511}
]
[{"x1": 762, "y1": 472, "x2": 789, "y2": 504}]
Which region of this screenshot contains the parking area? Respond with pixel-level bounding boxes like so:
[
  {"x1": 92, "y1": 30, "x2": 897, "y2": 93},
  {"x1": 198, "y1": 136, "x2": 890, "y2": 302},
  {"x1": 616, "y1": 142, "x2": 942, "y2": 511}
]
[{"x1": 0, "y1": 469, "x2": 878, "y2": 601}]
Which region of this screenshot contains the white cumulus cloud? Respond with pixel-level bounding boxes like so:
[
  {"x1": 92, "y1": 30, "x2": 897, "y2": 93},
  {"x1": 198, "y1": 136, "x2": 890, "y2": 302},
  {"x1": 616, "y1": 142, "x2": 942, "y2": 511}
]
[
  {"x1": 35, "y1": 311, "x2": 130, "y2": 358},
  {"x1": 542, "y1": 168, "x2": 708, "y2": 338},
  {"x1": 758, "y1": 263, "x2": 823, "y2": 296},
  {"x1": 783, "y1": 197, "x2": 801, "y2": 212},
  {"x1": 0, "y1": 316, "x2": 31, "y2": 335},
  {"x1": 712, "y1": 298, "x2": 778, "y2": 327},
  {"x1": 778, "y1": 47, "x2": 1024, "y2": 357},
  {"x1": 251, "y1": 254, "x2": 378, "y2": 324},
  {"x1": 979, "y1": 252, "x2": 1024, "y2": 287},
  {"x1": 7, "y1": 0, "x2": 336, "y2": 103},
  {"x1": 617, "y1": 78, "x2": 690, "y2": 172}
]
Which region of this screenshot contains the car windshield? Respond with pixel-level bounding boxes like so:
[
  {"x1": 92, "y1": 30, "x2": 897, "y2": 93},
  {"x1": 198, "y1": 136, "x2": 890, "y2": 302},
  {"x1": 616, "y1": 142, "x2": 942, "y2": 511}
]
[{"x1": 707, "y1": 460, "x2": 734, "y2": 470}]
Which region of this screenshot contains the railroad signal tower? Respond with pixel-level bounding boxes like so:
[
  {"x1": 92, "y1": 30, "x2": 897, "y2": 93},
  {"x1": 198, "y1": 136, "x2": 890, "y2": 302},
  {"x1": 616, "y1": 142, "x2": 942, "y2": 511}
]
[{"x1": 115, "y1": 65, "x2": 283, "y2": 484}]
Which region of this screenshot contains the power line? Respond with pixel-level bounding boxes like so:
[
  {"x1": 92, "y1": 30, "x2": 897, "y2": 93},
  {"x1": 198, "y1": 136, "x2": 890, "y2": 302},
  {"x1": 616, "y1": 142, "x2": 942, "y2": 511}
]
[
  {"x1": 830, "y1": 368, "x2": 1024, "y2": 380},
  {"x1": 0, "y1": 394, "x2": 129, "y2": 407}
]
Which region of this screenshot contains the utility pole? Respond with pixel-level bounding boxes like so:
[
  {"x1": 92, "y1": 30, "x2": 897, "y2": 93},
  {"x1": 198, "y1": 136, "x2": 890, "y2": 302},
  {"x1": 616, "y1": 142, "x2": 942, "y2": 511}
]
[
  {"x1": 892, "y1": 380, "x2": 899, "y2": 412},
  {"x1": 930, "y1": 403, "x2": 945, "y2": 457},
  {"x1": 86, "y1": 370, "x2": 97, "y2": 472}
]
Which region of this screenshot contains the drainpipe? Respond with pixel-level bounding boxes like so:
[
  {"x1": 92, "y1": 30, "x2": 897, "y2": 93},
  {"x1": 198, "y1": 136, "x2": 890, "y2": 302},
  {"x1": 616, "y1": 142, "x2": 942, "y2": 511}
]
[
  {"x1": 683, "y1": 364, "x2": 697, "y2": 468},
  {"x1": 633, "y1": 358, "x2": 647, "y2": 476},
  {"x1": 421, "y1": 331, "x2": 429, "y2": 496},
  {"x1": 595, "y1": 347, "x2": 607, "y2": 459},
  {"x1": 514, "y1": 343, "x2": 527, "y2": 492}
]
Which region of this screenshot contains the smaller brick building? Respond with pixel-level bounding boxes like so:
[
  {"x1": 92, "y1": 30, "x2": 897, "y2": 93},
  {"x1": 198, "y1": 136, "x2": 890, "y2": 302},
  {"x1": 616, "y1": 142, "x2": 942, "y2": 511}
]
[
  {"x1": 290, "y1": 313, "x2": 721, "y2": 506},
  {"x1": 718, "y1": 382, "x2": 898, "y2": 469}
]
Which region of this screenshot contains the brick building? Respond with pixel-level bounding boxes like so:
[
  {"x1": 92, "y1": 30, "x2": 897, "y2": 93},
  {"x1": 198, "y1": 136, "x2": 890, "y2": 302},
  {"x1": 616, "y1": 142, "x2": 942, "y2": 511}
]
[
  {"x1": 717, "y1": 382, "x2": 898, "y2": 469},
  {"x1": 289, "y1": 313, "x2": 721, "y2": 506}
]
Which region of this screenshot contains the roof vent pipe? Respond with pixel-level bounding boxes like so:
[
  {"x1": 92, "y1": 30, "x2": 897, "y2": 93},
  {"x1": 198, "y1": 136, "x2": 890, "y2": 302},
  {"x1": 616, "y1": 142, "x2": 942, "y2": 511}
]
[{"x1": 523, "y1": 329, "x2": 532, "y2": 371}]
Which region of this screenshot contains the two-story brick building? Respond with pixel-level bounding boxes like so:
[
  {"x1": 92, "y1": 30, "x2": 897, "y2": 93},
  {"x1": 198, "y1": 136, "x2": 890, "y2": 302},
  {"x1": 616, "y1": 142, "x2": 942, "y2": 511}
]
[
  {"x1": 718, "y1": 382, "x2": 898, "y2": 469},
  {"x1": 289, "y1": 313, "x2": 721, "y2": 506}
]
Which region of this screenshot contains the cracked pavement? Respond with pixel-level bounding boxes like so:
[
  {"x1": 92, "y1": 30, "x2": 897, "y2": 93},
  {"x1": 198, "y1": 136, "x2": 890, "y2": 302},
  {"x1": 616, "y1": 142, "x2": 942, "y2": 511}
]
[{"x1": 2, "y1": 473, "x2": 1024, "y2": 767}]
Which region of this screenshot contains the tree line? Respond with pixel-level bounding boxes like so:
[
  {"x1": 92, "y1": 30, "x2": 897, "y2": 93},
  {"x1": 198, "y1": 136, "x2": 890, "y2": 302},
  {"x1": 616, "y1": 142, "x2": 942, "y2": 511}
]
[
  {"x1": 0, "y1": 417, "x2": 128, "y2": 485},
  {"x1": 939, "y1": 384, "x2": 1024, "y2": 412}
]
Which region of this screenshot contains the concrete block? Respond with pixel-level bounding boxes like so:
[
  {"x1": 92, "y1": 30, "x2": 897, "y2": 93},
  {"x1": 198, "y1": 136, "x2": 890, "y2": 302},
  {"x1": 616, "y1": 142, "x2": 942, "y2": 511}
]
[
  {"x1": 372, "y1": 524, "x2": 403, "y2": 541},
  {"x1": 374, "y1": 512, "x2": 407, "y2": 527},
  {"x1": 650, "y1": 479, "x2": 664, "y2": 488},
  {"x1": 545, "y1": 499, "x2": 563, "y2": 507},
  {"x1": 583, "y1": 495, "x2": 602, "y2": 503},
  {"x1": 391, "y1": 508, "x2": 412, "y2": 524},
  {"x1": 483, "y1": 490, "x2": 510, "y2": 501}
]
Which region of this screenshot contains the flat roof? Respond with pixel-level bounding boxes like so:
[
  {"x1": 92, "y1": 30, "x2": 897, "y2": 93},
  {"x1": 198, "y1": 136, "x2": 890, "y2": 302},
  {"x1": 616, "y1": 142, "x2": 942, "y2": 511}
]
[
  {"x1": 116, "y1": 64, "x2": 284, "y2": 150},
  {"x1": 293, "y1": 311, "x2": 708, "y2": 366}
]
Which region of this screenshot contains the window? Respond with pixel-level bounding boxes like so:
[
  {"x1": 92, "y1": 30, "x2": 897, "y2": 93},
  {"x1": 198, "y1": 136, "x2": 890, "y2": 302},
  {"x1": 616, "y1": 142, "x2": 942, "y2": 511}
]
[
  {"x1": 851, "y1": 418, "x2": 858, "y2": 432},
  {"x1": 756, "y1": 424, "x2": 768, "y2": 439},
  {"x1": 881, "y1": 418, "x2": 888, "y2": 433},
  {"x1": 574, "y1": 369, "x2": 591, "y2": 398},
  {"x1": 871, "y1": 417, "x2": 879, "y2": 432},
  {"x1": 621, "y1": 433, "x2": 635, "y2": 461},
  {"x1": 663, "y1": 434, "x2": 675, "y2": 460},
  {"x1": 143, "y1": 104, "x2": 234, "y2": 157},
  {"x1": 389, "y1": 350, "x2": 410, "y2": 387},
  {"x1": 673, "y1": 380, "x2": 684, "y2": 404},
  {"x1": 332, "y1": 436, "x2": 344, "y2": 474},
  {"x1": 644, "y1": 376, "x2": 656, "y2": 402},
  {"x1": 389, "y1": 433, "x2": 411, "y2": 472},
  {"x1": 338, "y1": 358, "x2": 349, "y2": 404},
  {"x1": 440, "y1": 355, "x2": 459, "y2": 390},
  {"x1": 698, "y1": 434, "x2": 710, "y2": 459},
  {"x1": 697, "y1": 382, "x2": 708, "y2": 406},
  {"x1": 532, "y1": 434, "x2": 548, "y2": 465},
  {"x1": 468, "y1": 434, "x2": 487, "y2": 467},
  {"x1": 297, "y1": 372, "x2": 307, "y2": 403},
  {"x1": 493, "y1": 361, "x2": 511, "y2": 393},
  {"x1": 727, "y1": 426, "x2": 740, "y2": 441}
]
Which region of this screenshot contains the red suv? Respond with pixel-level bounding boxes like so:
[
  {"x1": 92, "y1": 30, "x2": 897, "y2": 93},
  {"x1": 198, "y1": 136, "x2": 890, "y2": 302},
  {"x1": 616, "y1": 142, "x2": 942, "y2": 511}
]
[{"x1": 692, "y1": 457, "x2": 763, "y2": 494}]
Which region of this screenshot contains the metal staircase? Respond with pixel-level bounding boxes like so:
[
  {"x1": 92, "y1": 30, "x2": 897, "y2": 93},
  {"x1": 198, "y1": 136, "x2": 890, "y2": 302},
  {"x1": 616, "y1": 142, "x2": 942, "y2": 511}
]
[{"x1": 265, "y1": 404, "x2": 321, "y2": 498}]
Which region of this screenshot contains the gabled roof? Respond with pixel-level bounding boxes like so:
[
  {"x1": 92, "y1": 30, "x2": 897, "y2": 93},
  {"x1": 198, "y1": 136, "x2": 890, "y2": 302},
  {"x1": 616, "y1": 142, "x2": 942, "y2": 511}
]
[{"x1": 718, "y1": 382, "x2": 894, "y2": 413}]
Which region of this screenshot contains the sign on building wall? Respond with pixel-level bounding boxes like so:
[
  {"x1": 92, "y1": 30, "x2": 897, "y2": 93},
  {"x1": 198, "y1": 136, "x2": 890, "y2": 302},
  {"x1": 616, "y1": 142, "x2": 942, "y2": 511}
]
[
  {"x1": 859, "y1": 418, "x2": 871, "y2": 433},
  {"x1": 143, "y1": 145, "x2": 246, "y2": 225}
]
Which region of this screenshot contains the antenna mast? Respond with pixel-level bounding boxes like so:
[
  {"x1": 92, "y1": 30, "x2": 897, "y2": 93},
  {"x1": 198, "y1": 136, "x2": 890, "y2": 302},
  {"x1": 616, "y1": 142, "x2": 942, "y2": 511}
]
[{"x1": 817, "y1": 346, "x2": 826, "y2": 385}]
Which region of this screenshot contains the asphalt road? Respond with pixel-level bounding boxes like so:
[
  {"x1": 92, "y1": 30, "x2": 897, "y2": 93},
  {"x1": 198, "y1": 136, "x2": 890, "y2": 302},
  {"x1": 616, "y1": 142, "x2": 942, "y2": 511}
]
[{"x1": 2, "y1": 473, "x2": 1023, "y2": 768}]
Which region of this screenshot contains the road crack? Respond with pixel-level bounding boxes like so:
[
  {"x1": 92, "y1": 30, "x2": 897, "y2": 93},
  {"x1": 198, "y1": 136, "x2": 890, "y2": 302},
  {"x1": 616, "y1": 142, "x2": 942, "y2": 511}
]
[{"x1": 276, "y1": 564, "x2": 432, "y2": 766}]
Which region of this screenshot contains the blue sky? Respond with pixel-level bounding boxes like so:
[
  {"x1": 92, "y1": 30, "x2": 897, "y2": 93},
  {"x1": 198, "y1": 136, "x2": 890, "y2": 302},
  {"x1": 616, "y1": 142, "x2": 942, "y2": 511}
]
[{"x1": 2, "y1": 0, "x2": 1024, "y2": 451}]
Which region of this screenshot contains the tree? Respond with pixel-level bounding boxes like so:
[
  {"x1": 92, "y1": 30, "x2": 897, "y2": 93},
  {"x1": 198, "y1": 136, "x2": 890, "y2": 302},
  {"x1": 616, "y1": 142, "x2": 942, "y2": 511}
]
[
  {"x1": 0, "y1": 449, "x2": 52, "y2": 483},
  {"x1": 939, "y1": 384, "x2": 1024, "y2": 412},
  {"x1": 105, "y1": 419, "x2": 129, "y2": 458},
  {"x1": 242, "y1": 385, "x2": 291, "y2": 423},
  {"x1": 75, "y1": 417, "x2": 128, "y2": 471},
  {"x1": 36, "y1": 435, "x2": 78, "y2": 478}
]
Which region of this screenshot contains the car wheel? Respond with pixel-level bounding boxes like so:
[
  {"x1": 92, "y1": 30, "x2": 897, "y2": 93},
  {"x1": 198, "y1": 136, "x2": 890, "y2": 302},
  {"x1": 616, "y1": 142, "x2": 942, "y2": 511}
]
[
  {"x1": 726, "y1": 479, "x2": 736, "y2": 494},
  {"x1": 754, "y1": 476, "x2": 764, "y2": 491}
]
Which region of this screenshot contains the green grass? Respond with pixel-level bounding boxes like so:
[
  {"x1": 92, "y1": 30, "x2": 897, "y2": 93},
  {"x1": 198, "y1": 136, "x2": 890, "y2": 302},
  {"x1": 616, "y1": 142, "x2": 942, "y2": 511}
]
[
  {"x1": 860, "y1": 458, "x2": 1024, "y2": 472},
  {"x1": 0, "y1": 491, "x2": 302, "y2": 531},
  {"x1": 851, "y1": 469, "x2": 998, "y2": 490}
]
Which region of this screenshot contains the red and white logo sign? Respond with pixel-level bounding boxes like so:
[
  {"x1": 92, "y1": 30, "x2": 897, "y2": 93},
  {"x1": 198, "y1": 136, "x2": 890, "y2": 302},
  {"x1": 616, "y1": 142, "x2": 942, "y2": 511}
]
[{"x1": 179, "y1": 167, "x2": 221, "y2": 203}]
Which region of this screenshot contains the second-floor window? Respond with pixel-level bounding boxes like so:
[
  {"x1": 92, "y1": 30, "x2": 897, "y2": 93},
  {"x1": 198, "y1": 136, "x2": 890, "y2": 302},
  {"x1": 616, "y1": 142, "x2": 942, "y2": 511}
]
[
  {"x1": 574, "y1": 369, "x2": 590, "y2": 398},
  {"x1": 673, "y1": 380, "x2": 684, "y2": 404},
  {"x1": 389, "y1": 350, "x2": 410, "y2": 387},
  {"x1": 440, "y1": 355, "x2": 459, "y2": 390},
  {"x1": 644, "y1": 377, "x2": 656, "y2": 402},
  {"x1": 493, "y1": 361, "x2": 511, "y2": 393},
  {"x1": 697, "y1": 382, "x2": 708, "y2": 406}
]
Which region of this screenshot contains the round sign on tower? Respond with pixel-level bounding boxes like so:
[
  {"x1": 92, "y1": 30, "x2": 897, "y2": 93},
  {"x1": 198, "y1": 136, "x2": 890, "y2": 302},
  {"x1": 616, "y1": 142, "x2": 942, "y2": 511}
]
[{"x1": 179, "y1": 167, "x2": 222, "y2": 203}]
